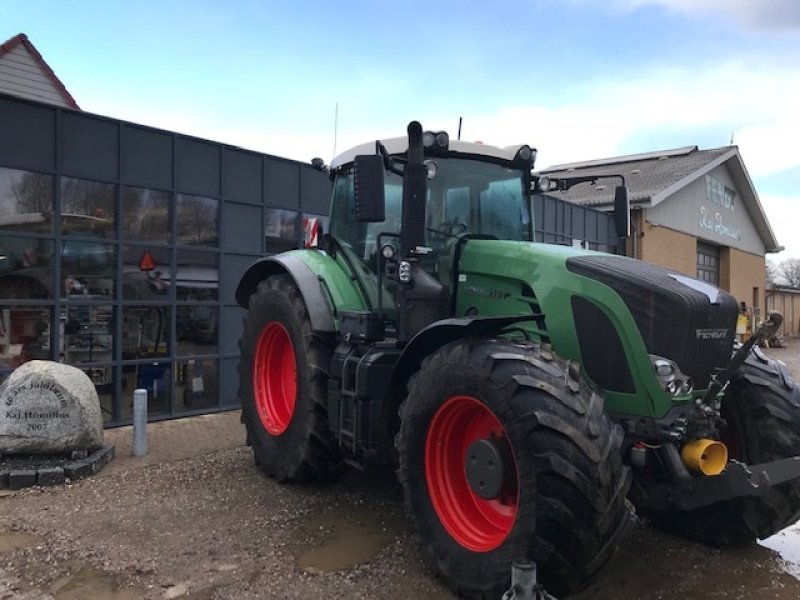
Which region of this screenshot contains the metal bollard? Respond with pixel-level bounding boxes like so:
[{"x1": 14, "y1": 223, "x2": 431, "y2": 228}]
[
  {"x1": 133, "y1": 388, "x2": 148, "y2": 456},
  {"x1": 502, "y1": 560, "x2": 558, "y2": 600}
]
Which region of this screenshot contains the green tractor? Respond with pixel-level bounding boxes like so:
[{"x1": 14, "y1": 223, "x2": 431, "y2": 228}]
[{"x1": 236, "y1": 121, "x2": 800, "y2": 598}]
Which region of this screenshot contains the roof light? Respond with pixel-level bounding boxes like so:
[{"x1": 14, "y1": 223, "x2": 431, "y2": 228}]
[
  {"x1": 423, "y1": 130, "x2": 449, "y2": 152},
  {"x1": 513, "y1": 145, "x2": 537, "y2": 168},
  {"x1": 536, "y1": 176, "x2": 553, "y2": 193}
]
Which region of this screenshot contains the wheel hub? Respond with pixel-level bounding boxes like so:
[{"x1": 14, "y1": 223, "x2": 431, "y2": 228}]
[{"x1": 465, "y1": 437, "x2": 513, "y2": 500}]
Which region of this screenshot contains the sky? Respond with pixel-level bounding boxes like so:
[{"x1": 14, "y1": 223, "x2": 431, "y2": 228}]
[{"x1": 3, "y1": 0, "x2": 800, "y2": 259}]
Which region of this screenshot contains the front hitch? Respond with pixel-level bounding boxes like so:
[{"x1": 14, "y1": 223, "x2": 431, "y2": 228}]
[
  {"x1": 700, "y1": 311, "x2": 783, "y2": 409},
  {"x1": 642, "y1": 456, "x2": 800, "y2": 511}
]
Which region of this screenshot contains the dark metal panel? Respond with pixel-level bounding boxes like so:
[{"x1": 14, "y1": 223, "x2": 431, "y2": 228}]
[
  {"x1": 223, "y1": 202, "x2": 263, "y2": 254},
  {"x1": 264, "y1": 157, "x2": 300, "y2": 210},
  {"x1": 221, "y1": 356, "x2": 241, "y2": 407},
  {"x1": 221, "y1": 305, "x2": 246, "y2": 355},
  {"x1": 221, "y1": 253, "x2": 261, "y2": 305},
  {"x1": 176, "y1": 137, "x2": 220, "y2": 197},
  {"x1": 533, "y1": 193, "x2": 617, "y2": 251},
  {"x1": 122, "y1": 125, "x2": 173, "y2": 189},
  {"x1": 572, "y1": 205, "x2": 585, "y2": 238},
  {"x1": 585, "y1": 209, "x2": 598, "y2": 243},
  {"x1": 0, "y1": 95, "x2": 55, "y2": 171},
  {"x1": 543, "y1": 196, "x2": 557, "y2": 235},
  {"x1": 61, "y1": 112, "x2": 119, "y2": 181},
  {"x1": 222, "y1": 147, "x2": 261, "y2": 205},
  {"x1": 300, "y1": 165, "x2": 332, "y2": 214},
  {"x1": 597, "y1": 213, "x2": 610, "y2": 245}
]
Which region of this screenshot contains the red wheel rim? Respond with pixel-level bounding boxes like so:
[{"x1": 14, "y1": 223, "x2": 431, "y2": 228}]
[
  {"x1": 253, "y1": 322, "x2": 297, "y2": 435},
  {"x1": 425, "y1": 395, "x2": 518, "y2": 552}
]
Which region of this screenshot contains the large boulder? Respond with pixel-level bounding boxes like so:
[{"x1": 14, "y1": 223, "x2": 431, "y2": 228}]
[{"x1": 0, "y1": 361, "x2": 103, "y2": 454}]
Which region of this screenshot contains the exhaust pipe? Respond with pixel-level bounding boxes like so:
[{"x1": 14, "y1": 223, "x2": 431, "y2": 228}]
[{"x1": 681, "y1": 439, "x2": 728, "y2": 476}]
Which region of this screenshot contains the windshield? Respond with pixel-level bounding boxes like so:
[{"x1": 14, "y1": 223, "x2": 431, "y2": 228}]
[{"x1": 329, "y1": 157, "x2": 531, "y2": 266}]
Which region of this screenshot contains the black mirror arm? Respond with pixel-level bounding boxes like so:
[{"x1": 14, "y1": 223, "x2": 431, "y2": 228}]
[
  {"x1": 556, "y1": 173, "x2": 626, "y2": 191},
  {"x1": 376, "y1": 141, "x2": 404, "y2": 177}
]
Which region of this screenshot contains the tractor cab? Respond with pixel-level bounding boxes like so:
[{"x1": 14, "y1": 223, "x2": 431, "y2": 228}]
[{"x1": 326, "y1": 124, "x2": 536, "y2": 340}]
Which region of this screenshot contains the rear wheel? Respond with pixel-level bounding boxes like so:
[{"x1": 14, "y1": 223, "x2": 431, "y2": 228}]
[
  {"x1": 642, "y1": 349, "x2": 800, "y2": 545},
  {"x1": 396, "y1": 339, "x2": 631, "y2": 598},
  {"x1": 238, "y1": 275, "x2": 341, "y2": 482}
]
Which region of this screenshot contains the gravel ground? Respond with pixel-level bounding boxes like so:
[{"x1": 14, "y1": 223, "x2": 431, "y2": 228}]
[{"x1": 2, "y1": 338, "x2": 800, "y2": 600}]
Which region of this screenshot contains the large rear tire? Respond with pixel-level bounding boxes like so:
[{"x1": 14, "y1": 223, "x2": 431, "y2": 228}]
[
  {"x1": 396, "y1": 339, "x2": 631, "y2": 598},
  {"x1": 238, "y1": 275, "x2": 341, "y2": 482},
  {"x1": 642, "y1": 349, "x2": 800, "y2": 545}
]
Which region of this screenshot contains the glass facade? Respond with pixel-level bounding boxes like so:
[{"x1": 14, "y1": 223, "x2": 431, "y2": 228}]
[{"x1": 0, "y1": 93, "x2": 332, "y2": 426}]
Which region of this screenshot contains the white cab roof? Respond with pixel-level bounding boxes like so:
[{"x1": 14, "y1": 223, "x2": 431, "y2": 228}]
[{"x1": 330, "y1": 136, "x2": 527, "y2": 169}]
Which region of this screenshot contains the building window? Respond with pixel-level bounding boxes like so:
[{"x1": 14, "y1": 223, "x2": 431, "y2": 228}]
[
  {"x1": 121, "y1": 362, "x2": 172, "y2": 419},
  {"x1": 265, "y1": 208, "x2": 299, "y2": 253},
  {"x1": 0, "y1": 236, "x2": 54, "y2": 299},
  {"x1": 122, "y1": 306, "x2": 171, "y2": 359},
  {"x1": 176, "y1": 194, "x2": 219, "y2": 247},
  {"x1": 62, "y1": 305, "x2": 113, "y2": 365},
  {"x1": 122, "y1": 187, "x2": 171, "y2": 242},
  {"x1": 176, "y1": 250, "x2": 218, "y2": 301},
  {"x1": 0, "y1": 167, "x2": 54, "y2": 234},
  {"x1": 697, "y1": 241, "x2": 720, "y2": 285},
  {"x1": 61, "y1": 177, "x2": 116, "y2": 237},
  {"x1": 176, "y1": 305, "x2": 218, "y2": 356},
  {"x1": 122, "y1": 245, "x2": 171, "y2": 301},
  {"x1": 61, "y1": 241, "x2": 116, "y2": 298},
  {"x1": 176, "y1": 358, "x2": 218, "y2": 412},
  {"x1": 0, "y1": 306, "x2": 51, "y2": 368}
]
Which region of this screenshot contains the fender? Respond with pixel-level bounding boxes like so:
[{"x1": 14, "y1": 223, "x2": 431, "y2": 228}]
[
  {"x1": 378, "y1": 314, "x2": 537, "y2": 456},
  {"x1": 235, "y1": 254, "x2": 336, "y2": 332}
]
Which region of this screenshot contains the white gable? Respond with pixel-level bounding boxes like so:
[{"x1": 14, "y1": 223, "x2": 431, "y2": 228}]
[
  {"x1": 0, "y1": 44, "x2": 73, "y2": 108},
  {"x1": 645, "y1": 163, "x2": 766, "y2": 255}
]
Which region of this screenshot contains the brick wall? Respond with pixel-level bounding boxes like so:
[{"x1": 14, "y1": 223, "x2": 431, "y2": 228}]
[
  {"x1": 723, "y1": 247, "x2": 766, "y2": 315},
  {"x1": 634, "y1": 217, "x2": 765, "y2": 312},
  {"x1": 636, "y1": 219, "x2": 697, "y2": 276}
]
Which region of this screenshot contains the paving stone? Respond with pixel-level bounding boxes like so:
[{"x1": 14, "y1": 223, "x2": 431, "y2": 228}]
[
  {"x1": 37, "y1": 466, "x2": 66, "y2": 486},
  {"x1": 8, "y1": 469, "x2": 37, "y2": 490},
  {"x1": 64, "y1": 459, "x2": 91, "y2": 479}
]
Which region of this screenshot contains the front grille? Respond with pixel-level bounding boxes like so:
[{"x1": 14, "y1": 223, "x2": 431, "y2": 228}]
[{"x1": 566, "y1": 255, "x2": 739, "y2": 389}]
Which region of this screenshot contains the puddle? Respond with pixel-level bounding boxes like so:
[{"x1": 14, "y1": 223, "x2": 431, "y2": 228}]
[
  {"x1": 760, "y1": 524, "x2": 800, "y2": 579},
  {"x1": 0, "y1": 531, "x2": 40, "y2": 552},
  {"x1": 50, "y1": 563, "x2": 141, "y2": 600},
  {"x1": 293, "y1": 504, "x2": 399, "y2": 573}
]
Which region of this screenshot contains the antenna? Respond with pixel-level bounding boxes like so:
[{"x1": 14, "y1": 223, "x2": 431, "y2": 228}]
[
  {"x1": 332, "y1": 102, "x2": 339, "y2": 160},
  {"x1": 457, "y1": 116, "x2": 463, "y2": 141},
  {"x1": 730, "y1": 130, "x2": 735, "y2": 146}
]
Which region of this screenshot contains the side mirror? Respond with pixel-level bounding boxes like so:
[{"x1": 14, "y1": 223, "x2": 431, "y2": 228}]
[
  {"x1": 614, "y1": 185, "x2": 630, "y2": 238},
  {"x1": 353, "y1": 154, "x2": 386, "y2": 222}
]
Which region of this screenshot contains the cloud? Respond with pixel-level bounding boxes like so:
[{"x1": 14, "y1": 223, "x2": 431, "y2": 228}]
[
  {"x1": 438, "y1": 63, "x2": 799, "y2": 179},
  {"x1": 760, "y1": 193, "x2": 800, "y2": 260},
  {"x1": 595, "y1": 0, "x2": 800, "y2": 31}
]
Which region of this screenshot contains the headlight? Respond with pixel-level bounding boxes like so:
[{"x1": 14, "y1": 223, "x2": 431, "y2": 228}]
[
  {"x1": 398, "y1": 260, "x2": 412, "y2": 283},
  {"x1": 650, "y1": 355, "x2": 694, "y2": 396}
]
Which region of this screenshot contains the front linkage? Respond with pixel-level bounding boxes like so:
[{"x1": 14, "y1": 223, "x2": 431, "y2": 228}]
[{"x1": 633, "y1": 312, "x2": 800, "y2": 514}]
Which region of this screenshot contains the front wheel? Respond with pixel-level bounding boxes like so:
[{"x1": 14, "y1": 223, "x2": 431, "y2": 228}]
[
  {"x1": 238, "y1": 275, "x2": 341, "y2": 482},
  {"x1": 396, "y1": 339, "x2": 631, "y2": 598}
]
